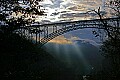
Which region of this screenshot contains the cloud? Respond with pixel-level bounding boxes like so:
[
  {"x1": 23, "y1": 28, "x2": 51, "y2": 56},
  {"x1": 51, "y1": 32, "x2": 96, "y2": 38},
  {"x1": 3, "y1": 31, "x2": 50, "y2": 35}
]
[
  {"x1": 49, "y1": 34, "x2": 100, "y2": 46},
  {"x1": 49, "y1": 36, "x2": 72, "y2": 44},
  {"x1": 68, "y1": 36, "x2": 80, "y2": 41},
  {"x1": 38, "y1": 0, "x2": 108, "y2": 23},
  {"x1": 65, "y1": 35, "x2": 101, "y2": 46},
  {"x1": 72, "y1": 37, "x2": 101, "y2": 47},
  {"x1": 32, "y1": 35, "x2": 72, "y2": 44}
]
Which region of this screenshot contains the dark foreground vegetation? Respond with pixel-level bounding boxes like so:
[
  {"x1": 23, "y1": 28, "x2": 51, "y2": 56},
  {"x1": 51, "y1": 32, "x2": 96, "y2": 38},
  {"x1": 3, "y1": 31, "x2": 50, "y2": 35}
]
[
  {"x1": 0, "y1": 29, "x2": 120, "y2": 80},
  {"x1": 0, "y1": 33, "x2": 80, "y2": 80},
  {"x1": 0, "y1": 0, "x2": 120, "y2": 80}
]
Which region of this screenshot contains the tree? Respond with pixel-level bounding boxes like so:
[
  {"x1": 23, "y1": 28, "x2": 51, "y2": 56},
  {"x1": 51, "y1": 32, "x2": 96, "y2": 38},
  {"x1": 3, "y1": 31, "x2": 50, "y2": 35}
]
[
  {"x1": 88, "y1": 8, "x2": 120, "y2": 41},
  {"x1": 0, "y1": 0, "x2": 44, "y2": 34},
  {"x1": 0, "y1": 0, "x2": 45, "y2": 79},
  {"x1": 94, "y1": 0, "x2": 120, "y2": 60},
  {"x1": 86, "y1": 0, "x2": 120, "y2": 41},
  {"x1": 87, "y1": 0, "x2": 120, "y2": 79},
  {"x1": 105, "y1": 0, "x2": 120, "y2": 17}
]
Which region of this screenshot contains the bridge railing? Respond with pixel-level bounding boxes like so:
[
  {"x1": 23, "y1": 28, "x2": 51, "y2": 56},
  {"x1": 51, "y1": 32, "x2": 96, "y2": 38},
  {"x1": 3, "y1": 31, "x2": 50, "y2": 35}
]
[{"x1": 15, "y1": 17, "x2": 120, "y2": 46}]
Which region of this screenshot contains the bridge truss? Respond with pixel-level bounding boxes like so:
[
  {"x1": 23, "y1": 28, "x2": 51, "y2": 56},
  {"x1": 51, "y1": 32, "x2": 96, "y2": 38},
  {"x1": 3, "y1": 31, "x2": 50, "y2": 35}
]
[{"x1": 15, "y1": 18, "x2": 120, "y2": 46}]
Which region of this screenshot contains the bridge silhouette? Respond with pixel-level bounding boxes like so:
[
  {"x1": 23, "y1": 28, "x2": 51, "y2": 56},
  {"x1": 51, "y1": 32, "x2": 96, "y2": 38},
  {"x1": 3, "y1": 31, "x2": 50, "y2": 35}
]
[{"x1": 16, "y1": 18, "x2": 120, "y2": 46}]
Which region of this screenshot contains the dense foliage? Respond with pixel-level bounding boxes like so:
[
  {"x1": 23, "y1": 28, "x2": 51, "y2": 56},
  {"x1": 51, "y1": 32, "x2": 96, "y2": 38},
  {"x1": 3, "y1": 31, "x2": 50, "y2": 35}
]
[
  {"x1": 105, "y1": 0, "x2": 120, "y2": 17},
  {"x1": 91, "y1": 0, "x2": 120, "y2": 80},
  {"x1": 0, "y1": 0, "x2": 44, "y2": 34}
]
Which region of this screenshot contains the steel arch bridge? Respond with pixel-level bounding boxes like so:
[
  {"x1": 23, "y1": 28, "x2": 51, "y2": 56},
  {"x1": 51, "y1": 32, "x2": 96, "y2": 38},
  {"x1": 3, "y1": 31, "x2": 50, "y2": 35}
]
[{"x1": 16, "y1": 18, "x2": 120, "y2": 46}]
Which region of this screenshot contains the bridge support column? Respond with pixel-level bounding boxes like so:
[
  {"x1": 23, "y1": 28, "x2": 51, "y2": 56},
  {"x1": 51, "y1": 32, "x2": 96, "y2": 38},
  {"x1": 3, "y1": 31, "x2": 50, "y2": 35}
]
[
  {"x1": 19, "y1": 28, "x2": 22, "y2": 37},
  {"x1": 27, "y1": 28, "x2": 30, "y2": 39},
  {"x1": 35, "y1": 27, "x2": 38, "y2": 44},
  {"x1": 117, "y1": 18, "x2": 120, "y2": 27},
  {"x1": 38, "y1": 27, "x2": 41, "y2": 44},
  {"x1": 30, "y1": 33, "x2": 33, "y2": 42}
]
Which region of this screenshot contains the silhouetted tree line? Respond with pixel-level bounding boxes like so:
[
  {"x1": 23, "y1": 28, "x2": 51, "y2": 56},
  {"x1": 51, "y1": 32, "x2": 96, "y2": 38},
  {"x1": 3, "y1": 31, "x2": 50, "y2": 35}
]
[
  {"x1": 0, "y1": 0, "x2": 44, "y2": 34},
  {"x1": 87, "y1": 0, "x2": 120, "y2": 80}
]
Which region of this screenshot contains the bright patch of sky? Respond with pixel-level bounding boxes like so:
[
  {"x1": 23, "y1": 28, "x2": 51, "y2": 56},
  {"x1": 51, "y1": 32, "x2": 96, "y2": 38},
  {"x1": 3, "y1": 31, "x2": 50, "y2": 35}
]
[{"x1": 37, "y1": 0, "x2": 106, "y2": 23}]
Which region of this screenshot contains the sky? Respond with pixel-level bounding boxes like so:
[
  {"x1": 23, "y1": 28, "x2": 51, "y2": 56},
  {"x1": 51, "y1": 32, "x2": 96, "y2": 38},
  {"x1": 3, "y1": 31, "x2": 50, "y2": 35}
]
[
  {"x1": 36, "y1": 0, "x2": 110, "y2": 23},
  {"x1": 33, "y1": 0, "x2": 108, "y2": 46},
  {"x1": 33, "y1": 0, "x2": 107, "y2": 45}
]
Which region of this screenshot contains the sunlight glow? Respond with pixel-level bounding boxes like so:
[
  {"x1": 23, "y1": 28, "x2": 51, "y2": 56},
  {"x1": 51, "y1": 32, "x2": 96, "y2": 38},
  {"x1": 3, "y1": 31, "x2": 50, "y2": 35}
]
[
  {"x1": 72, "y1": 43, "x2": 93, "y2": 74},
  {"x1": 72, "y1": 43, "x2": 89, "y2": 66},
  {"x1": 49, "y1": 36, "x2": 72, "y2": 44},
  {"x1": 62, "y1": 45, "x2": 72, "y2": 66}
]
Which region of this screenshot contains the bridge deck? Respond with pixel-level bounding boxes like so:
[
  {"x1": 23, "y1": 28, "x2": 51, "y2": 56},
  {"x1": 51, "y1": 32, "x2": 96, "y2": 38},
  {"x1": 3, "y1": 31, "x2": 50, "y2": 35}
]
[{"x1": 16, "y1": 17, "x2": 120, "y2": 46}]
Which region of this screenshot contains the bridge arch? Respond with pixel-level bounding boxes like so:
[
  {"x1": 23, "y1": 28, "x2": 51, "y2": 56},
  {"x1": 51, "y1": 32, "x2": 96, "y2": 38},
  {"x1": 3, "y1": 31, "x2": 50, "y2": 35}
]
[
  {"x1": 17, "y1": 18, "x2": 120, "y2": 46},
  {"x1": 40, "y1": 24, "x2": 104, "y2": 45}
]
